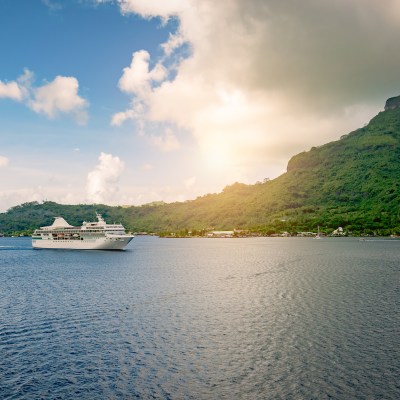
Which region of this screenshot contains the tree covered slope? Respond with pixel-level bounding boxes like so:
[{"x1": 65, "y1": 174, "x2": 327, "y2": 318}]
[{"x1": 1, "y1": 102, "x2": 400, "y2": 236}]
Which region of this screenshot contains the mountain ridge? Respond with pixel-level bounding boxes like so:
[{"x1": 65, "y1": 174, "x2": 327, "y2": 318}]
[{"x1": 1, "y1": 99, "x2": 400, "y2": 236}]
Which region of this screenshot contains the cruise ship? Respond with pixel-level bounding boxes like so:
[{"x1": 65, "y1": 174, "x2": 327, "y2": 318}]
[{"x1": 32, "y1": 213, "x2": 134, "y2": 250}]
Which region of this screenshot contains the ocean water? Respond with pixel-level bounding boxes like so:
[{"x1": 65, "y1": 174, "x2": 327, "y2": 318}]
[{"x1": 0, "y1": 236, "x2": 399, "y2": 399}]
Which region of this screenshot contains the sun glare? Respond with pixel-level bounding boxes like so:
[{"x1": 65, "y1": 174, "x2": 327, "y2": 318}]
[{"x1": 204, "y1": 145, "x2": 231, "y2": 170}]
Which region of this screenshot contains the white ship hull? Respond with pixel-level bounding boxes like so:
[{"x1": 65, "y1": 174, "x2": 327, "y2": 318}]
[
  {"x1": 32, "y1": 214, "x2": 134, "y2": 250},
  {"x1": 32, "y1": 235, "x2": 134, "y2": 250}
]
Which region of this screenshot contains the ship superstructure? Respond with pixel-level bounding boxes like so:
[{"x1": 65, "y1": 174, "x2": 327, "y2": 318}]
[{"x1": 32, "y1": 213, "x2": 134, "y2": 250}]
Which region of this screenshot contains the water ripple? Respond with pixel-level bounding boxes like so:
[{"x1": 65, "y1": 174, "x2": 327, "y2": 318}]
[{"x1": 0, "y1": 237, "x2": 399, "y2": 399}]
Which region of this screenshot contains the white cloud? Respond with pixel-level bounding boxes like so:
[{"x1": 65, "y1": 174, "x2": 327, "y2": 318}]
[
  {"x1": 184, "y1": 176, "x2": 196, "y2": 189},
  {"x1": 41, "y1": 0, "x2": 62, "y2": 12},
  {"x1": 118, "y1": 50, "x2": 166, "y2": 96},
  {"x1": 118, "y1": 0, "x2": 186, "y2": 19},
  {"x1": 161, "y1": 32, "x2": 186, "y2": 56},
  {"x1": 0, "y1": 186, "x2": 86, "y2": 213},
  {"x1": 0, "y1": 156, "x2": 10, "y2": 167},
  {"x1": 0, "y1": 189, "x2": 43, "y2": 212},
  {"x1": 0, "y1": 80, "x2": 24, "y2": 101},
  {"x1": 141, "y1": 163, "x2": 153, "y2": 171},
  {"x1": 0, "y1": 70, "x2": 88, "y2": 125},
  {"x1": 86, "y1": 152, "x2": 125, "y2": 203},
  {"x1": 149, "y1": 128, "x2": 181, "y2": 152},
  {"x1": 30, "y1": 76, "x2": 88, "y2": 124},
  {"x1": 114, "y1": 0, "x2": 400, "y2": 179},
  {"x1": 0, "y1": 69, "x2": 33, "y2": 101},
  {"x1": 111, "y1": 109, "x2": 135, "y2": 126},
  {"x1": 112, "y1": 50, "x2": 167, "y2": 127}
]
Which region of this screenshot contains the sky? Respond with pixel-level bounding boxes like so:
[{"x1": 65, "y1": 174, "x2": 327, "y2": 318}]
[{"x1": 1, "y1": 0, "x2": 400, "y2": 212}]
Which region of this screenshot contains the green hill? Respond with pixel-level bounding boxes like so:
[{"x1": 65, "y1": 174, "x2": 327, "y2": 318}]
[{"x1": 1, "y1": 98, "x2": 400, "y2": 236}]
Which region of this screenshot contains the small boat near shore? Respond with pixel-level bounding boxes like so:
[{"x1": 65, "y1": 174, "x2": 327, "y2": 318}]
[{"x1": 32, "y1": 213, "x2": 134, "y2": 250}]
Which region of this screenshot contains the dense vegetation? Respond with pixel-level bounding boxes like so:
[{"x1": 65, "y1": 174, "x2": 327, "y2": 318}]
[{"x1": 1, "y1": 105, "x2": 400, "y2": 237}]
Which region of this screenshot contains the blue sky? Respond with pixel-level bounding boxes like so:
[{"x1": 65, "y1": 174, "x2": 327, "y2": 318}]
[{"x1": 1, "y1": 0, "x2": 400, "y2": 211}]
